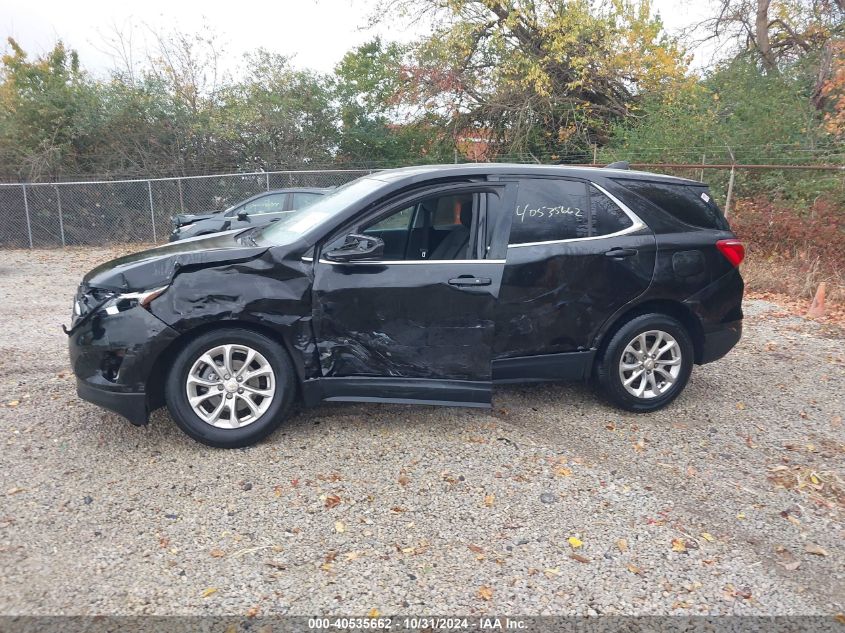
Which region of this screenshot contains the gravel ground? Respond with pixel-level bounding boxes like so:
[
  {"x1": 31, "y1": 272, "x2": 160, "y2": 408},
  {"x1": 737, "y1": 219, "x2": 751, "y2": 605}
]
[{"x1": 0, "y1": 247, "x2": 843, "y2": 617}]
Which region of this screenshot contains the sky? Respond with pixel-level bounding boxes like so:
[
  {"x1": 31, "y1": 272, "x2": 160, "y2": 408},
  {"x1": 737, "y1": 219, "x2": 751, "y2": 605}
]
[{"x1": 0, "y1": 0, "x2": 716, "y2": 77}]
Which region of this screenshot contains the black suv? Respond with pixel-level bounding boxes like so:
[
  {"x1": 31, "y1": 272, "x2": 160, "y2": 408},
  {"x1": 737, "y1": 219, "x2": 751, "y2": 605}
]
[
  {"x1": 169, "y1": 187, "x2": 328, "y2": 241},
  {"x1": 68, "y1": 164, "x2": 744, "y2": 448}
]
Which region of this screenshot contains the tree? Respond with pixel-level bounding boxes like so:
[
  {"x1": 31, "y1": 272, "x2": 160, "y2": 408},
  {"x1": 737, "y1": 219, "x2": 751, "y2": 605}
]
[
  {"x1": 333, "y1": 38, "x2": 454, "y2": 165},
  {"x1": 0, "y1": 38, "x2": 98, "y2": 180},
  {"x1": 378, "y1": 0, "x2": 690, "y2": 159}
]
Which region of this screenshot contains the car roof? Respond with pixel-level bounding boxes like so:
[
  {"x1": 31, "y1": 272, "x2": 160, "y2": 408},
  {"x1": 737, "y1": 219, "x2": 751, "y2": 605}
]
[
  {"x1": 266, "y1": 187, "x2": 331, "y2": 194},
  {"x1": 366, "y1": 163, "x2": 703, "y2": 186}
]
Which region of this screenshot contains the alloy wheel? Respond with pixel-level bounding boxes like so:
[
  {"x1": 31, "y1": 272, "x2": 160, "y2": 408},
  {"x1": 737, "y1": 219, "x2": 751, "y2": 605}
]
[
  {"x1": 618, "y1": 330, "x2": 682, "y2": 399},
  {"x1": 185, "y1": 344, "x2": 276, "y2": 428}
]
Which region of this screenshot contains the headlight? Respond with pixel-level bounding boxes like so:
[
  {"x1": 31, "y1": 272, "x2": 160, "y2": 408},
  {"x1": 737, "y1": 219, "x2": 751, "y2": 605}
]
[{"x1": 103, "y1": 286, "x2": 169, "y2": 315}]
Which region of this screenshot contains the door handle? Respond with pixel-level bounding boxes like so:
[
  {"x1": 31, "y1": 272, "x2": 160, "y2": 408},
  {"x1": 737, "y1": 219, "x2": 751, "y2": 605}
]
[
  {"x1": 448, "y1": 276, "x2": 492, "y2": 287},
  {"x1": 604, "y1": 248, "x2": 638, "y2": 259}
]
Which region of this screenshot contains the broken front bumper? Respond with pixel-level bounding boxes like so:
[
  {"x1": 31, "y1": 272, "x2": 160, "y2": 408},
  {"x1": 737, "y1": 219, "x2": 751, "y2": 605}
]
[{"x1": 67, "y1": 298, "x2": 180, "y2": 425}]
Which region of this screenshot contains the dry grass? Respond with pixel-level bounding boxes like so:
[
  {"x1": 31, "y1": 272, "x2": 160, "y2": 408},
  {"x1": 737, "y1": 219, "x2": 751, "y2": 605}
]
[{"x1": 741, "y1": 253, "x2": 845, "y2": 304}]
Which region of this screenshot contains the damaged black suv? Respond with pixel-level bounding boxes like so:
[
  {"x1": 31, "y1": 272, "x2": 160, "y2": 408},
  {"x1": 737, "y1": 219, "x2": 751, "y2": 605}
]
[{"x1": 68, "y1": 164, "x2": 744, "y2": 448}]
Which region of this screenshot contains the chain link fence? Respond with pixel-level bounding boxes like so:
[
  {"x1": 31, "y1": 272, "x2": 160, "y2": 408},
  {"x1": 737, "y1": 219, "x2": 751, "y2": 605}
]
[
  {"x1": 0, "y1": 169, "x2": 372, "y2": 248},
  {"x1": 1, "y1": 164, "x2": 842, "y2": 248}
]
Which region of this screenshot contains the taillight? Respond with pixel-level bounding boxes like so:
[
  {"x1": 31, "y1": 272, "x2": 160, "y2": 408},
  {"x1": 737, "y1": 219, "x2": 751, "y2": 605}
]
[{"x1": 716, "y1": 239, "x2": 745, "y2": 267}]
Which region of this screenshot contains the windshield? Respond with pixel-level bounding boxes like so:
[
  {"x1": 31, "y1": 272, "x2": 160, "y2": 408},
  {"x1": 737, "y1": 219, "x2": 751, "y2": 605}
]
[{"x1": 256, "y1": 177, "x2": 385, "y2": 246}]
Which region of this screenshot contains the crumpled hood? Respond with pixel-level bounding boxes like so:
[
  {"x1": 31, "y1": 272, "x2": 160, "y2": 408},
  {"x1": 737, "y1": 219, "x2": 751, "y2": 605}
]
[
  {"x1": 83, "y1": 230, "x2": 270, "y2": 291},
  {"x1": 173, "y1": 212, "x2": 218, "y2": 227}
]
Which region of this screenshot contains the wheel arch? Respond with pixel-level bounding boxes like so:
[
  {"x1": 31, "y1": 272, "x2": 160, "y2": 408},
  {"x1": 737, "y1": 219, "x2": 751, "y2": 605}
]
[
  {"x1": 146, "y1": 319, "x2": 307, "y2": 411},
  {"x1": 593, "y1": 298, "x2": 705, "y2": 368}
]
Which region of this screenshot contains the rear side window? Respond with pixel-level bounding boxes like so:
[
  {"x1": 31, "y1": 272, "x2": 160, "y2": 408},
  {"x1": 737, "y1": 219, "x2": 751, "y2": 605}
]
[
  {"x1": 589, "y1": 186, "x2": 633, "y2": 236},
  {"x1": 291, "y1": 192, "x2": 322, "y2": 209},
  {"x1": 510, "y1": 178, "x2": 589, "y2": 244},
  {"x1": 616, "y1": 180, "x2": 728, "y2": 230}
]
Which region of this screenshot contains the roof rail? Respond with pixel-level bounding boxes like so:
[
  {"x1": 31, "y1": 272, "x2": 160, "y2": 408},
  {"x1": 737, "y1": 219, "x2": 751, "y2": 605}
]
[{"x1": 605, "y1": 160, "x2": 630, "y2": 170}]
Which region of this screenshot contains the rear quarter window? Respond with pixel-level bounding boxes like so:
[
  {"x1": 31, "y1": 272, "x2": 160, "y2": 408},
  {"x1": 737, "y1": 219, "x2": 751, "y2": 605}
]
[{"x1": 615, "y1": 179, "x2": 728, "y2": 230}]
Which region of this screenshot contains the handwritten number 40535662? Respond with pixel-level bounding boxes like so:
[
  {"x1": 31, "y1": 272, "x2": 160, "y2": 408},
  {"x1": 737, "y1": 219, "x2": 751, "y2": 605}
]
[{"x1": 516, "y1": 205, "x2": 583, "y2": 222}]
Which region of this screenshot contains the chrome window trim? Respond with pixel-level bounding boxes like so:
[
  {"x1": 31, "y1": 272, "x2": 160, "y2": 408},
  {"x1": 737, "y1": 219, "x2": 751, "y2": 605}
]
[
  {"x1": 234, "y1": 209, "x2": 295, "y2": 218},
  {"x1": 318, "y1": 259, "x2": 506, "y2": 265},
  {"x1": 507, "y1": 181, "x2": 646, "y2": 249}
]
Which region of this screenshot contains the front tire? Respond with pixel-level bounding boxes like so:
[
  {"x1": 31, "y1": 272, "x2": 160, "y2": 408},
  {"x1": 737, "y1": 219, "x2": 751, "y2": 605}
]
[
  {"x1": 165, "y1": 328, "x2": 295, "y2": 447},
  {"x1": 595, "y1": 313, "x2": 694, "y2": 412}
]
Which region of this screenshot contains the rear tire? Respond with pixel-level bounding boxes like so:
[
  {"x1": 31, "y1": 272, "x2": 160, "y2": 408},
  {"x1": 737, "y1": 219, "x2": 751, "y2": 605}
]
[
  {"x1": 595, "y1": 313, "x2": 694, "y2": 412},
  {"x1": 165, "y1": 328, "x2": 295, "y2": 448}
]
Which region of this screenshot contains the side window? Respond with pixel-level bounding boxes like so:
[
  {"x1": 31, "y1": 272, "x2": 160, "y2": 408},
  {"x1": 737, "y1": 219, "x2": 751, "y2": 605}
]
[
  {"x1": 242, "y1": 193, "x2": 287, "y2": 215},
  {"x1": 291, "y1": 192, "x2": 322, "y2": 209},
  {"x1": 616, "y1": 180, "x2": 728, "y2": 230},
  {"x1": 357, "y1": 192, "x2": 478, "y2": 261},
  {"x1": 589, "y1": 186, "x2": 633, "y2": 236},
  {"x1": 413, "y1": 194, "x2": 474, "y2": 229},
  {"x1": 509, "y1": 179, "x2": 589, "y2": 244},
  {"x1": 365, "y1": 206, "x2": 415, "y2": 232}
]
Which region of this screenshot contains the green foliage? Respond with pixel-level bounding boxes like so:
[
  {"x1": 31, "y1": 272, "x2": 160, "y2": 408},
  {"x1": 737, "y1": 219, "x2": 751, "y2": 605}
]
[
  {"x1": 603, "y1": 57, "x2": 840, "y2": 204},
  {"x1": 333, "y1": 39, "x2": 454, "y2": 165},
  {"x1": 222, "y1": 50, "x2": 338, "y2": 169},
  {"x1": 390, "y1": 0, "x2": 690, "y2": 159},
  {"x1": 0, "y1": 38, "x2": 99, "y2": 179}
]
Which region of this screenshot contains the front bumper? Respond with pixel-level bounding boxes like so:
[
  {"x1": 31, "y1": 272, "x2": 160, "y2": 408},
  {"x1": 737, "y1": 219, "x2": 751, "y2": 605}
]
[
  {"x1": 68, "y1": 301, "x2": 180, "y2": 425},
  {"x1": 76, "y1": 379, "x2": 149, "y2": 426}
]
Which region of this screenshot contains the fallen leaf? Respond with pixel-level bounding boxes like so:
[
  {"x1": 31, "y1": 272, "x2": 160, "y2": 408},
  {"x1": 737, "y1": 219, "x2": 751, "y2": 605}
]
[
  {"x1": 804, "y1": 543, "x2": 828, "y2": 556},
  {"x1": 626, "y1": 563, "x2": 643, "y2": 575},
  {"x1": 334, "y1": 521, "x2": 345, "y2": 534},
  {"x1": 344, "y1": 551, "x2": 362, "y2": 561},
  {"x1": 484, "y1": 494, "x2": 495, "y2": 507},
  {"x1": 555, "y1": 466, "x2": 573, "y2": 477},
  {"x1": 700, "y1": 532, "x2": 715, "y2": 542},
  {"x1": 605, "y1": 422, "x2": 616, "y2": 431},
  {"x1": 617, "y1": 538, "x2": 628, "y2": 552},
  {"x1": 834, "y1": 614, "x2": 845, "y2": 625},
  {"x1": 398, "y1": 474, "x2": 410, "y2": 487},
  {"x1": 569, "y1": 553, "x2": 590, "y2": 564},
  {"x1": 368, "y1": 608, "x2": 381, "y2": 618},
  {"x1": 671, "y1": 538, "x2": 687, "y2": 552},
  {"x1": 478, "y1": 586, "x2": 493, "y2": 601},
  {"x1": 245, "y1": 606, "x2": 260, "y2": 618},
  {"x1": 633, "y1": 438, "x2": 646, "y2": 452},
  {"x1": 779, "y1": 560, "x2": 801, "y2": 571},
  {"x1": 201, "y1": 587, "x2": 218, "y2": 598},
  {"x1": 567, "y1": 536, "x2": 583, "y2": 548},
  {"x1": 468, "y1": 544, "x2": 484, "y2": 554},
  {"x1": 325, "y1": 494, "x2": 341, "y2": 509},
  {"x1": 736, "y1": 402, "x2": 746, "y2": 410},
  {"x1": 324, "y1": 551, "x2": 337, "y2": 563},
  {"x1": 209, "y1": 548, "x2": 225, "y2": 558},
  {"x1": 736, "y1": 513, "x2": 746, "y2": 520}
]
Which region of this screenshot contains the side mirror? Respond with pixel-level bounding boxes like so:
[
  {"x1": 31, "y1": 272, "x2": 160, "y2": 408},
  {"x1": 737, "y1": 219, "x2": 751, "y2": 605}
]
[
  {"x1": 324, "y1": 234, "x2": 385, "y2": 262},
  {"x1": 236, "y1": 210, "x2": 248, "y2": 221}
]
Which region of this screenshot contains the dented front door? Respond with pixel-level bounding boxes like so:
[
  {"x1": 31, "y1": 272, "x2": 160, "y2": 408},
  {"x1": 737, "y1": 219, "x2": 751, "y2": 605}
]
[{"x1": 310, "y1": 186, "x2": 510, "y2": 406}]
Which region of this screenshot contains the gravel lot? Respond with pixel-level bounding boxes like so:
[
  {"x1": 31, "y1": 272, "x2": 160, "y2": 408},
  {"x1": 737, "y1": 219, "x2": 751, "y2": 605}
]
[{"x1": 1, "y1": 247, "x2": 843, "y2": 617}]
